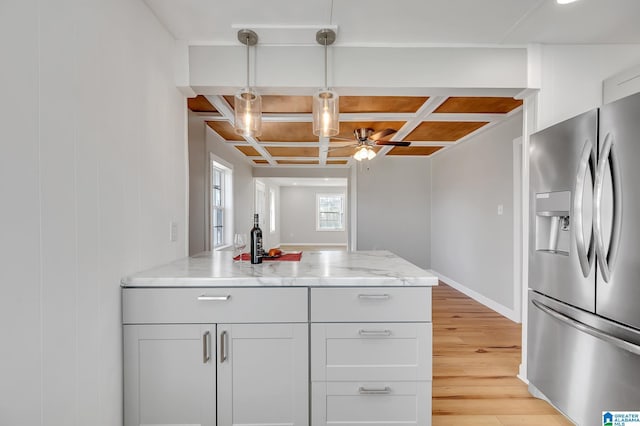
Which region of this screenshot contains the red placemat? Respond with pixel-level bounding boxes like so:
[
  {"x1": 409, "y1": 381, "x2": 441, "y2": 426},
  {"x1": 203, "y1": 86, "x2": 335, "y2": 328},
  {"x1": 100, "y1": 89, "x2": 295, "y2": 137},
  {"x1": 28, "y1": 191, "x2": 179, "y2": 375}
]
[{"x1": 234, "y1": 252, "x2": 302, "y2": 262}]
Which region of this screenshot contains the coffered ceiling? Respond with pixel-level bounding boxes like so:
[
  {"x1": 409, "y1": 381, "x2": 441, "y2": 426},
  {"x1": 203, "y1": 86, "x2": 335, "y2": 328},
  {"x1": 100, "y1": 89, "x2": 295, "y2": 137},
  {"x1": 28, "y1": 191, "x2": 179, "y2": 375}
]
[
  {"x1": 167, "y1": 0, "x2": 640, "y2": 168},
  {"x1": 189, "y1": 95, "x2": 522, "y2": 167}
]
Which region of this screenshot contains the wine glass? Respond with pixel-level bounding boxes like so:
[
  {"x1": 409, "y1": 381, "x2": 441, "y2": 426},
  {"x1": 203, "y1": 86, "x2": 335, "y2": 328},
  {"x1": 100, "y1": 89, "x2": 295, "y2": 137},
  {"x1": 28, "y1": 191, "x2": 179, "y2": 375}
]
[{"x1": 233, "y1": 233, "x2": 247, "y2": 263}]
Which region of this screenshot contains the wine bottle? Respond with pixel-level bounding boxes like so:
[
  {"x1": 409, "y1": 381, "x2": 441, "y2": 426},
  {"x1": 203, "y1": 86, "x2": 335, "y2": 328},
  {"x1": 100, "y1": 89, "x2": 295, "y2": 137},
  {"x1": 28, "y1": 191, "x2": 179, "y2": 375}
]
[{"x1": 250, "y1": 213, "x2": 263, "y2": 264}]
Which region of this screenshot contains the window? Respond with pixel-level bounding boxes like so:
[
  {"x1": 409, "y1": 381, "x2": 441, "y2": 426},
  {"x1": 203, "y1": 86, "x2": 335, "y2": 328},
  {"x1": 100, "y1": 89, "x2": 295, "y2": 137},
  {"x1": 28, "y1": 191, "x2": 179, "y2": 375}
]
[
  {"x1": 316, "y1": 193, "x2": 345, "y2": 231},
  {"x1": 210, "y1": 156, "x2": 233, "y2": 249},
  {"x1": 255, "y1": 180, "x2": 265, "y2": 227},
  {"x1": 269, "y1": 188, "x2": 276, "y2": 233}
]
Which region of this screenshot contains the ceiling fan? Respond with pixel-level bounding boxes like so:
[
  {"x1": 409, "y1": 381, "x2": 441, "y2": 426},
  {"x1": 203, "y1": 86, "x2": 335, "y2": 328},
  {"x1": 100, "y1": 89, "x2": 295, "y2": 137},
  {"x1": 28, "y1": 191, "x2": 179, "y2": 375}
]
[{"x1": 328, "y1": 128, "x2": 411, "y2": 161}]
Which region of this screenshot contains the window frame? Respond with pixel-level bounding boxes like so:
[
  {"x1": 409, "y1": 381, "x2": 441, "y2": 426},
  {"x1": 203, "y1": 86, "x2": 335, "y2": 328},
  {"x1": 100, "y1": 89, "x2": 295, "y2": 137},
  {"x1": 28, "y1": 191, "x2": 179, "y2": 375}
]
[
  {"x1": 316, "y1": 192, "x2": 345, "y2": 232},
  {"x1": 209, "y1": 154, "x2": 233, "y2": 250}
]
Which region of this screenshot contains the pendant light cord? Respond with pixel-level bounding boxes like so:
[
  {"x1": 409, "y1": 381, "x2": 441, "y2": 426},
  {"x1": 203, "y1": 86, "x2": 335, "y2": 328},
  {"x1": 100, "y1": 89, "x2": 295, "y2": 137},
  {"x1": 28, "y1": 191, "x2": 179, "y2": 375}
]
[
  {"x1": 324, "y1": 36, "x2": 328, "y2": 89},
  {"x1": 245, "y1": 35, "x2": 250, "y2": 88}
]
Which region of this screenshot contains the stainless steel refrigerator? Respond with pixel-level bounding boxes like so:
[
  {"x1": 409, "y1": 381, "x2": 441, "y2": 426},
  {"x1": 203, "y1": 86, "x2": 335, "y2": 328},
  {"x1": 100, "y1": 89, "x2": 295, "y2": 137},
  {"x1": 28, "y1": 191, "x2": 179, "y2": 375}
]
[{"x1": 528, "y1": 92, "x2": 640, "y2": 426}]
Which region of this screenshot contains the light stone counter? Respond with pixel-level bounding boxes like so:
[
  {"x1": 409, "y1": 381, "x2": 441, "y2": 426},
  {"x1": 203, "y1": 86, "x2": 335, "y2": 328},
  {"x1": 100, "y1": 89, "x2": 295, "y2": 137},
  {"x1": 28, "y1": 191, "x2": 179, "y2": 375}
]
[{"x1": 121, "y1": 250, "x2": 438, "y2": 287}]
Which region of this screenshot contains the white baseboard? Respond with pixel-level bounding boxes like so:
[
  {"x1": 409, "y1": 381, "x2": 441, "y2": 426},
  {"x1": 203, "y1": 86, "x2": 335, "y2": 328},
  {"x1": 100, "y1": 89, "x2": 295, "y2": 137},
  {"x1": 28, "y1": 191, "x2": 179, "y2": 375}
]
[
  {"x1": 429, "y1": 270, "x2": 520, "y2": 323},
  {"x1": 518, "y1": 363, "x2": 529, "y2": 384}
]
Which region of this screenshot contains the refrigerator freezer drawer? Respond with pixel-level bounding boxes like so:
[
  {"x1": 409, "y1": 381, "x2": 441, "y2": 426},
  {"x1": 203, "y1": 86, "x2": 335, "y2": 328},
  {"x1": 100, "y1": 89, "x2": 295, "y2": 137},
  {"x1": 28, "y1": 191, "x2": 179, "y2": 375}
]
[{"x1": 528, "y1": 291, "x2": 640, "y2": 426}]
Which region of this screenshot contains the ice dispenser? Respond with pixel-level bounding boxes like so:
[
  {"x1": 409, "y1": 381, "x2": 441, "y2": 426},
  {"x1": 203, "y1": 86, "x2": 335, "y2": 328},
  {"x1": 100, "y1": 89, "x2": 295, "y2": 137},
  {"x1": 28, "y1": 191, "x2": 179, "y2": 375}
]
[{"x1": 535, "y1": 191, "x2": 571, "y2": 255}]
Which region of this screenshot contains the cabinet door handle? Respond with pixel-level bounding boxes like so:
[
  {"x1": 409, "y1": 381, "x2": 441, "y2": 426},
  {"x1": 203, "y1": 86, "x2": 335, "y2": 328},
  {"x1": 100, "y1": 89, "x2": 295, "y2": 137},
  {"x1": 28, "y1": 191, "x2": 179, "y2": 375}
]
[
  {"x1": 220, "y1": 331, "x2": 228, "y2": 363},
  {"x1": 358, "y1": 294, "x2": 390, "y2": 300},
  {"x1": 358, "y1": 329, "x2": 392, "y2": 337},
  {"x1": 197, "y1": 295, "x2": 231, "y2": 301},
  {"x1": 358, "y1": 386, "x2": 391, "y2": 395},
  {"x1": 202, "y1": 331, "x2": 210, "y2": 364}
]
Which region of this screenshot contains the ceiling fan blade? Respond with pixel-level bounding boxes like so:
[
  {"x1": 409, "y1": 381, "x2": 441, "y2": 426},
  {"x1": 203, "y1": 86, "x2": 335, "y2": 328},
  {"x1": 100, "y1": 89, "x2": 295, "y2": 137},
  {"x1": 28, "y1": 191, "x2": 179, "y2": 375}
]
[
  {"x1": 330, "y1": 135, "x2": 356, "y2": 142},
  {"x1": 369, "y1": 128, "x2": 397, "y2": 141},
  {"x1": 325, "y1": 144, "x2": 358, "y2": 153},
  {"x1": 375, "y1": 140, "x2": 411, "y2": 147}
]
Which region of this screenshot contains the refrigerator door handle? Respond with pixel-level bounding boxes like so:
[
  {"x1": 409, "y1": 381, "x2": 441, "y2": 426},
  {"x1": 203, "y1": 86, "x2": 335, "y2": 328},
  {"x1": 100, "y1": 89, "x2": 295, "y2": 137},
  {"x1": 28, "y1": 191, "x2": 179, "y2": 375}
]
[
  {"x1": 532, "y1": 299, "x2": 640, "y2": 356},
  {"x1": 574, "y1": 141, "x2": 596, "y2": 278},
  {"x1": 594, "y1": 133, "x2": 623, "y2": 283}
]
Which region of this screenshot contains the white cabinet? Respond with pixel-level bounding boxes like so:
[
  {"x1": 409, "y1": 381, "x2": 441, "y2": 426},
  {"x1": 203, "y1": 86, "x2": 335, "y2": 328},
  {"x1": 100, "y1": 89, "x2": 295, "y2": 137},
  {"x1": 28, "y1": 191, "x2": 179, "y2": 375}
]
[
  {"x1": 312, "y1": 381, "x2": 431, "y2": 426},
  {"x1": 122, "y1": 285, "x2": 432, "y2": 426},
  {"x1": 123, "y1": 324, "x2": 216, "y2": 426},
  {"x1": 311, "y1": 322, "x2": 432, "y2": 382},
  {"x1": 123, "y1": 287, "x2": 308, "y2": 426},
  {"x1": 217, "y1": 324, "x2": 308, "y2": 426},
  {"x1": 310, "y1": 287, "x2": 432, "y2": 426}
]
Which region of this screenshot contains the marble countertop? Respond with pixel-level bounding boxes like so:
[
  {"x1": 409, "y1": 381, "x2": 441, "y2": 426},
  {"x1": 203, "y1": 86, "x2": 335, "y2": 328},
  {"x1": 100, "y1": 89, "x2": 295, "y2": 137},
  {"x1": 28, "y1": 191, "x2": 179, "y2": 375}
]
[{"x1": 121, "y1": 250, "x2": 438, "y2": 287}]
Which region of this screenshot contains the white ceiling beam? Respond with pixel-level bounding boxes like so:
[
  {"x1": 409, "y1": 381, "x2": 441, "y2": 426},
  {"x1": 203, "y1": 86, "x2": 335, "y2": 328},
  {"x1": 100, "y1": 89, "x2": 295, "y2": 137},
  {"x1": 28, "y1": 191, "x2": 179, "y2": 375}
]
[{"x1": 376, "y1": 96, "x2": 448, "y2": 160}]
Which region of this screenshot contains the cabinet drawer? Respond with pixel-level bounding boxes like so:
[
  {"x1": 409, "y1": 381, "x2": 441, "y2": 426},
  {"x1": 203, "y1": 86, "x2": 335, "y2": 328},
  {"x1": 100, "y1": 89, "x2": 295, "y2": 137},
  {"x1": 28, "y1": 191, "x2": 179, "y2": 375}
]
[
  {"x1": 311, "y1": 323, "x2": 431, "y2": 381},
  {"x1": 122, "y1": 287, "x2": 308, "y2": 324},
  {"x1": 312, "y1": 381, "x2": 431, "y2": 426},
  {"x1": 310, "y1": 287, "x2": 431, "y2": 322}
]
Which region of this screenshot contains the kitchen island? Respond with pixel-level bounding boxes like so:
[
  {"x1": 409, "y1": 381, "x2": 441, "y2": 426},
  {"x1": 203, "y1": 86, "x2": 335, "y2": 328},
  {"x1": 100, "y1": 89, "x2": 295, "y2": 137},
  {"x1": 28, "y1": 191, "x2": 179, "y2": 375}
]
[{"x1": 122, "y1": 250, "x2": 437, "y2": 426}]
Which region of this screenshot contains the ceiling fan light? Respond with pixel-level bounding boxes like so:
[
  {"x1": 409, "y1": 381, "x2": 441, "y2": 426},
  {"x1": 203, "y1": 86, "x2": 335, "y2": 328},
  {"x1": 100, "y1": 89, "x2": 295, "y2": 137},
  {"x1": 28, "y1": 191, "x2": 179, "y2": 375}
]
[
  {"x1": 312, "y1": 89, "x2": 339, "y2": 137},
  {"x1": 353, "y1": 146, "x2": 369, "y2": 161},
  {"x1": 234, "y1": 87, "x2": 262, "y2": 137},
  {"x1": 366, "y1": 147, "x2": 377, "y2": 160}
]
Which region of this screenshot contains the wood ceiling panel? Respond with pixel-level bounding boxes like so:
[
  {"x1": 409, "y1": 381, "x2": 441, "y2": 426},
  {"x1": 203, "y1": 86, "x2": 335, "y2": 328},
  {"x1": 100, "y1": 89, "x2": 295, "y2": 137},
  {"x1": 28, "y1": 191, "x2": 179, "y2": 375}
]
[
  {"x1": 206, "y1": 121, "x2": 245, "y2": 141},
  {"x1": 235, "y1": 146, "x2": 260, "y2": 157},
  {"x1": 386, "y1": 146, "x2": 444, "y2": 156},
  {"x1": 265, "y1": 146, "x2": 319, "y2": 157},
  {"x1": 224, "y1": 95, "x2": 312, "y2": 113},
  {"x1": 327, "y1": 145, "x2": 381, "y2": 158},
  {"x1": 340, "y1": 96, "x2": 428, "y2": 113},
  {"x1": 257, "y1": 122, "x2": 317, "y2": 142},
  {"x1": 405, "y1": 121, "x2": 488, "y2": 141},
  {"x1": 326, "y1": 160, "x2": 348, "y2": 165},
  {"x1": 434, "y1": 97, "x2": 523, "y2": 114},
  {"x1": 277, "y1": 160, "x2": 319, "y2": 165},
  {"x1": 332, "y1": 121, "x2": 407, "y2": 142},
  {"x1": 188, "y1": 95, "x2": 217, "y2": 112},
  {"x1": 253, "y1": 159, "x2": 269, "y2": 164}
]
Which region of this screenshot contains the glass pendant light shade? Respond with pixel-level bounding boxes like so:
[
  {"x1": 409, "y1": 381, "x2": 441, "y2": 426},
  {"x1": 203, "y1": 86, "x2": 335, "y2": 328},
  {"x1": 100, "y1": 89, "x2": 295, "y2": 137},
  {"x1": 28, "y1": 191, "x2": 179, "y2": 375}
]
[
  {"x1": 312, "y1": 89, "x2": 339, "y2": 137},
  {"x1": 234, "y1": 87, "x2": 262, "y2": 137}
]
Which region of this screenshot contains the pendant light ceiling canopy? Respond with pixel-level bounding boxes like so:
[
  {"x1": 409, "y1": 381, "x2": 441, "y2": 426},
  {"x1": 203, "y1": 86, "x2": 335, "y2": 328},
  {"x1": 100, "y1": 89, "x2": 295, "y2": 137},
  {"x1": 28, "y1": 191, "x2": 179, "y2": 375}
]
[
  {"x1": 312, "y1": 29, "x2": 339, "y2": 138},
  {"x1": 234, "y1": 29, "x2": 262, "y2": 138}
]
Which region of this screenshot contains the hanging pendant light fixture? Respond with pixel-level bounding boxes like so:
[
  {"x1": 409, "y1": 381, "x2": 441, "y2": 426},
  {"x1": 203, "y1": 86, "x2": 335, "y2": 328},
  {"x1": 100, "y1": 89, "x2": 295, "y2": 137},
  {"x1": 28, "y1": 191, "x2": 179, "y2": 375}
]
[
  {"x1": 312, "y1": 29, "x2": 339, "y2": 138},
  {"x1": 234, "y1": 29, "x2": 262, "y2": 138}
]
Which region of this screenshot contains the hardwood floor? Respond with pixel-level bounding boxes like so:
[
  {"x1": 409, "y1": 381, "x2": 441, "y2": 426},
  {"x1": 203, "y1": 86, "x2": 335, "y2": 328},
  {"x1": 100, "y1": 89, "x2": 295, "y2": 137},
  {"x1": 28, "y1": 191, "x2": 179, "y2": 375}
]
[{"x1": 432, "y1": 282, "x2": 573, "y2": 426}]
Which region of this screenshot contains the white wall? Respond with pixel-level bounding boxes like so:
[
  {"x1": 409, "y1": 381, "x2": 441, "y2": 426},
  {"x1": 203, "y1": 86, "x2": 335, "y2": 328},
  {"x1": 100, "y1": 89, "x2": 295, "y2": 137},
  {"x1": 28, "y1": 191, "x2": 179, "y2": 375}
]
[
  {"x1": 189, "y1": 122, "x2": 255, "y2": 254},
  {"x1": 537, "y1": 44, "x2": 640, "y2": 130},
  {"x1": 0, "y1": 1, "x2": 187, "y2": 425},
  {"x1": 356, "y1": 157, "x2": 431, "y2": 269},
  {"x1": 280, "y1": 186, "x2": 348, "y2": 245},
  {"x1": 431, "y1": 113, "x2": 522, "y2": 318}
]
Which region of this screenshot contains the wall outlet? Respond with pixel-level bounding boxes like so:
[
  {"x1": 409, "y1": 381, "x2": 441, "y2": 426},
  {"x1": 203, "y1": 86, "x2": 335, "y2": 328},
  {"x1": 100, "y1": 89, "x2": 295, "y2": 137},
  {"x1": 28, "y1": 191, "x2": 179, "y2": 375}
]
[
  {"x1": 169, "y1": 221, "x2": 178, "y2": 242},
  {"x1": 497, "y1": 204, "x2": 504, "y2": 215}
]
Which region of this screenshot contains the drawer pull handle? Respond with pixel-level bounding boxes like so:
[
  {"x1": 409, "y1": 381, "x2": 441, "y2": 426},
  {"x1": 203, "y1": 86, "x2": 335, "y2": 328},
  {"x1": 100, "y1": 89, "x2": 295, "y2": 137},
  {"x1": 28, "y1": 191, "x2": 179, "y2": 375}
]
[
  {"x1": 358, "y1": 294, "x2": 390, "y2": 300},
  {"x1": 220, "y1": 330, "x2": 228, "y2": 363},
  {"x1": 197, "y1": 295, "x2": 231, "y2": 301},
  {"x1": 358, "y1": 329, "x2": 392, "y2": 337},
  {"x1": 358, "y1": 386, "x2": 391, "y2": 395},
  {"x1": 202, "y1": 331, "x2": 210, "y2": 363}
]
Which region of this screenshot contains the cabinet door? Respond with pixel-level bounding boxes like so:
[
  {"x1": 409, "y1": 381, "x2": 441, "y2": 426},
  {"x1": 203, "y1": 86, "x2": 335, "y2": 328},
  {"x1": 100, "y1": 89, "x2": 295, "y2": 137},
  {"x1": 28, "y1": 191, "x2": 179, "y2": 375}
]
[
  {"x1": 124, "y1": 324, "x2": 216, "y2": 426},
  {"x1": 217, "y1": 323, "x2": 308, "y2": 426}
]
